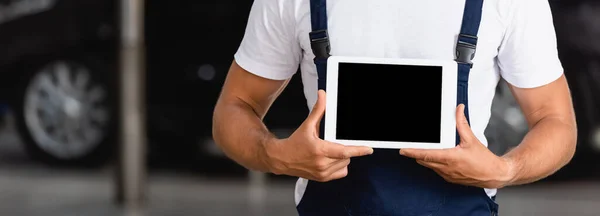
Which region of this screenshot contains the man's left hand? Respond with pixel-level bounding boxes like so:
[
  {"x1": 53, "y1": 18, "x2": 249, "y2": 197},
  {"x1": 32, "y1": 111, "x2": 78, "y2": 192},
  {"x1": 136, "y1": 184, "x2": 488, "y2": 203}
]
[{"x1": 400, "y1": 104, "x2": 515, "y2": 189}]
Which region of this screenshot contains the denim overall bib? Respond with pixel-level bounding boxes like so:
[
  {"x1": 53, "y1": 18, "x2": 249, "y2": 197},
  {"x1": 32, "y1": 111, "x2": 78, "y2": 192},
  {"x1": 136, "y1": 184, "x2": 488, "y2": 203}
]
[{"x1": 296, "y1": 0, "x2": 499, "y2": 215}]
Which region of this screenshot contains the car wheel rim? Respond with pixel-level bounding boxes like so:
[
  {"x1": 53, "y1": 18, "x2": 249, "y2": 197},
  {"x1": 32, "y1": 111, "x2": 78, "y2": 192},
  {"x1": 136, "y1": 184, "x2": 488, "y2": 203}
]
[{"x1": 24, "y1": 61, "x2": 109, "y2": 159}]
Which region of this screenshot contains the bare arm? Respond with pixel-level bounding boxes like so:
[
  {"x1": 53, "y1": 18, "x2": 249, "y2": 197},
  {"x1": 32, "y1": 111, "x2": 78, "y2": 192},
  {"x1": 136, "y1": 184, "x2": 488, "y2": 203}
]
[
  {"x1": 502, "y1": 74, "x2": 577, "y2": 185},
  {"x1": 213, "y1": 60, "x2": 373, "y2": 181},
  {"x1": 212, "y1": 61, "x2": 289, "y2": 172}
]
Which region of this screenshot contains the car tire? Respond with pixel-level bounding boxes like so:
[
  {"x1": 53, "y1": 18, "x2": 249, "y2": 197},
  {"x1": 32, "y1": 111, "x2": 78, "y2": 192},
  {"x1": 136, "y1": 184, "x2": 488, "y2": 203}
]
[{"x1": 13, "y1": 54, "x2": 116, "y2": 167}]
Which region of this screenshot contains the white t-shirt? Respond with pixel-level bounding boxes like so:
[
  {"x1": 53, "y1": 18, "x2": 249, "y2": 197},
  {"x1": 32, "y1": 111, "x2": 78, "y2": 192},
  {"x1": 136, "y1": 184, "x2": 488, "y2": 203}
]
[{"x1": 234, "y1": 0, "x2": 564, "y2": 205}]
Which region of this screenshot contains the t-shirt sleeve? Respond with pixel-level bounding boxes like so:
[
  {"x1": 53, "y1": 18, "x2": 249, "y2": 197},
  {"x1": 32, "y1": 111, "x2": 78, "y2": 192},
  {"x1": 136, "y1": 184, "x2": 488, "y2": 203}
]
[
  {"x1": 234, "y1": 0, "x2": 301, "y2": 80},
  {"x1": 497, "y1": 0, "x2": 564, "y2": 88}
]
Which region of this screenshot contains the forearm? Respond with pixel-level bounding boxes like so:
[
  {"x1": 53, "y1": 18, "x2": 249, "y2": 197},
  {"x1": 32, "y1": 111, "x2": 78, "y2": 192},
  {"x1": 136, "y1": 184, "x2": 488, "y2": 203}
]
[
  {"x1": 212, "y1": 100, "x2": 277, "y2": 173},
  {"x1": 501, "y1": 116, "x2": 577, "y2": 186}
]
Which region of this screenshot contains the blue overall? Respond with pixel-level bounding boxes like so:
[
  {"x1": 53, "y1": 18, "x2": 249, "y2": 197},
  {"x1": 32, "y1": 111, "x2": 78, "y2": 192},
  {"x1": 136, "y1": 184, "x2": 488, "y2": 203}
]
[{"x1": 298, "y1": 0, "x2": 499, "y2": 215}]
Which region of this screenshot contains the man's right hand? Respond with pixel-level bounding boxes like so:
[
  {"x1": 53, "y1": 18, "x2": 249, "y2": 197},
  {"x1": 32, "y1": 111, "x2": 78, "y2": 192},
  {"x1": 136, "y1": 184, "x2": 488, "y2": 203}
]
[{"x1": 264, "y1": 90, "x2": 374, "y2": 182}]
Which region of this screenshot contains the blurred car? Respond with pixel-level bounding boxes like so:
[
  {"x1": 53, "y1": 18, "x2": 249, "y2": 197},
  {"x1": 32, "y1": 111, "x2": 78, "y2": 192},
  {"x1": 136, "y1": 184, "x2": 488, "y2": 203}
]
[
  {"x1": 0, "y1": 0, "x2": 598, "y2": 179},
  {"x1": 0, "y1": 0, "x2": 307, "y2": 169},
  {"x1": 548, "y1": 0, "x2": 600, "y2": 178},
  {"x1": 0, "y1": 0, "x2": 118, "y2": 165}
]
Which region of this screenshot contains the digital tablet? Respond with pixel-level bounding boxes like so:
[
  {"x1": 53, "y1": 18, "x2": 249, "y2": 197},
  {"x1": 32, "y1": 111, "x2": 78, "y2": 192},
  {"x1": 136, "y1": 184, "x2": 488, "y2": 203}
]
[{"x1": 324, "y1": 56, "x2": 458, "y2": 149}]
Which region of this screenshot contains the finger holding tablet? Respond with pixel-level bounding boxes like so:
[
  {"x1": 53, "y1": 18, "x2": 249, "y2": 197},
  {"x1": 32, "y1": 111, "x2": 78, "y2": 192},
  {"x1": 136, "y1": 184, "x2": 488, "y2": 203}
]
[
  {"x1": 400, "y1": 104, "x2": 513, "y2": 189},
  {"x1": 265, "y1": 90, "x2": 374, "y2": 182}
]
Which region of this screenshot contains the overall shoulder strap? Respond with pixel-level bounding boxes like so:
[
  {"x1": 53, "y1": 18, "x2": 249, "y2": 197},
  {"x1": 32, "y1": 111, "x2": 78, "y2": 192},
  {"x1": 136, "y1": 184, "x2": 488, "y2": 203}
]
[
  {"x1": 309, "y1": 0, "x2": 330, "y2": 92},
  {"x1": 456, "y1": 0, "x2": 484, "y2": 144},
  {"x1": 309, "y1": 0, "x2": 330, "y2": 139}
]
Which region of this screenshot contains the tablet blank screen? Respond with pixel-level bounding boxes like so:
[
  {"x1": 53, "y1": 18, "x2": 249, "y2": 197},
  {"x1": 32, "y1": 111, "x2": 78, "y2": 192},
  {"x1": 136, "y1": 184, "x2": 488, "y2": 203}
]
[{"x1": 336, "y1": 62, "x2": 443, "y2": 143}]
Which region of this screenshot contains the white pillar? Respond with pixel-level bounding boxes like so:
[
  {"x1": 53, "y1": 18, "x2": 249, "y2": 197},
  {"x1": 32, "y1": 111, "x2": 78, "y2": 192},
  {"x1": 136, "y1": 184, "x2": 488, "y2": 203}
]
[{"x1": 116, "y1": 0, "x2": 147, "y2": 209}]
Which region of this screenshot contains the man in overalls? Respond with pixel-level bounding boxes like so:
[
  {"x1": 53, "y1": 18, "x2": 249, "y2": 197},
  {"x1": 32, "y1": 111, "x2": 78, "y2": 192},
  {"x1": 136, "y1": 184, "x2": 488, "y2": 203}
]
[{"x1": 213, "y1": 0, "x2": 577, "y2": 215}]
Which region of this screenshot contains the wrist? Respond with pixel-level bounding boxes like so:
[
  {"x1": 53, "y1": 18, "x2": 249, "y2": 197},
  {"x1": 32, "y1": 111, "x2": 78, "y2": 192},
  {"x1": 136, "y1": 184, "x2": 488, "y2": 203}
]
[
  {"x1": 496, "y1": 156, "x2": 517, "y2": 188},
  {"x1": 261, "y1": 137, "x2": 286, "y2": 175}
]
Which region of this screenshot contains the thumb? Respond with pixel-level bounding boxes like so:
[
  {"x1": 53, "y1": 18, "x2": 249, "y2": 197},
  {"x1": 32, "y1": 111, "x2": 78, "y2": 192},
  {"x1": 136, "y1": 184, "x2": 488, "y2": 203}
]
[
  {"x1": 322, "y1": 141, "x2": 374, "y2": 159},
  {"x1": 307, "y1": 90, "x2": 326, "y2": 126},
  {"x1": 456, "y1": 104, "x2": 475, "y2": 144}
]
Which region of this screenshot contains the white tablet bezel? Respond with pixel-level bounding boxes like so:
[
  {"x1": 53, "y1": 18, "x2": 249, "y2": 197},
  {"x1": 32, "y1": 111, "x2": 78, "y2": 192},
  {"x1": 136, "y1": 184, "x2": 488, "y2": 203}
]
[{"x1": 324, "y1": 56, "x2": 458, "y2": 149}]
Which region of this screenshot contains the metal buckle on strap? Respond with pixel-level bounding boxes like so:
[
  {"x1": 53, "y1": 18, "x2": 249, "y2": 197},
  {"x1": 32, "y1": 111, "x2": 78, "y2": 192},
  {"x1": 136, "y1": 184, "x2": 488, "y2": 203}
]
[
  {"x1": 455, "y1": 34, "x2": 478, "y2": 67},
  {"x1": 309, "y1": 29, "x2": 331, "y2": 59}
]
